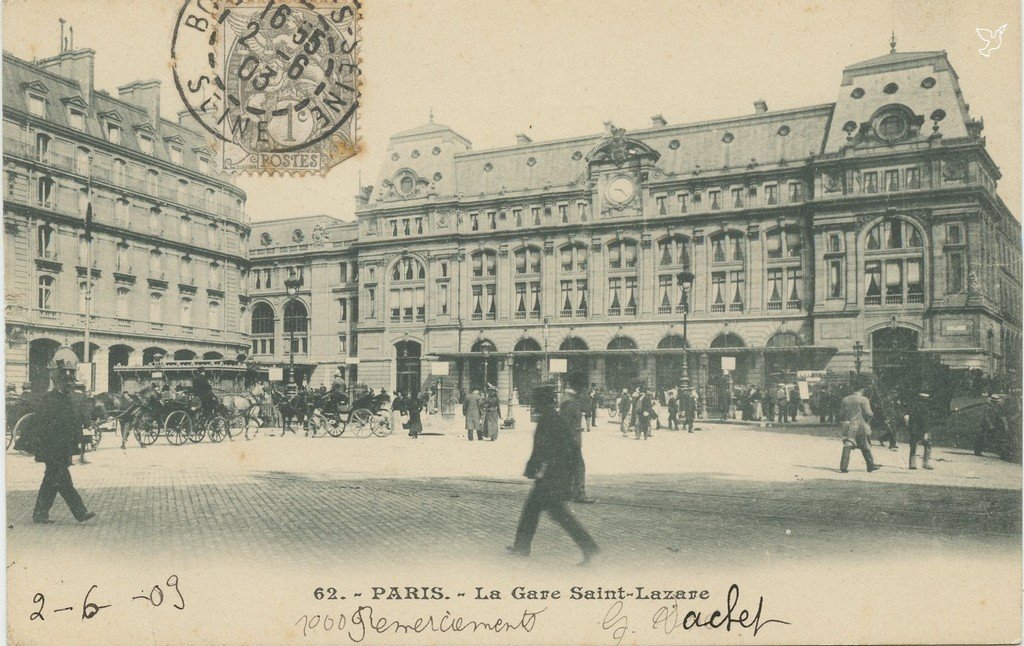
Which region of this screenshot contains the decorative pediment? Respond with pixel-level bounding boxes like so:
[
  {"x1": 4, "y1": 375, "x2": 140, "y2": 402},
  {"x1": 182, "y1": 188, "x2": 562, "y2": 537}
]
[
  {"x1": 133, "y1": 122, "x2": 156, "y2": 135},
  {"x1": 163, "y1": 134, "x2": 186, "y2": 146},
  {"x1": 586, "y1": 125, "x2": 661, "y2": 166},
  {"x1": 192, "y1": 145, "x2": 214, "y2": 156},
  {"x1": 20, "y1": 80, "x2": 49, "y2": 95},
  {"x1": 98, "y1": 109, "x2": 123, "y2": 123},
  {"x1": 60, "y1": 95, "x2": 89, "y2": 109}
]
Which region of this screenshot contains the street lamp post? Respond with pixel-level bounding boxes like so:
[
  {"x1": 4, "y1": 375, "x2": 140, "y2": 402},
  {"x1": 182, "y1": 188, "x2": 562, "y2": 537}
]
[
  {"x1": 505, "y1": 353, "x2": 515, "y2": 427},
  {"x1": 677, "y1": 270, "x2": 696, "y2": 392},
  {"x1": 285, "y1": 277, "x2": 302, "y2": 386},
  {"x1": 853, "y1": 341, "x2": 864, "y2": 374}
]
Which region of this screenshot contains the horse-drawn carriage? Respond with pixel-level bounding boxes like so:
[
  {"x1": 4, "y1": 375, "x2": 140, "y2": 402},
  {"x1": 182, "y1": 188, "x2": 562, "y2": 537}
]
[{"x1": 282, "y1": 387, "x2": 395, "y2": 438}]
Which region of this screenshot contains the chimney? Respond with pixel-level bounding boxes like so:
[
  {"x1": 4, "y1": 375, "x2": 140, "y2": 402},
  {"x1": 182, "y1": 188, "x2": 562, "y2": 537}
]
[
  {"x1": 118, "y1": 80, "x2": 161, "y2": 125},
  {"x1": 515, "y1": 133, "x2": 533, "y2": 145},
  {"x1": 754, "y1": 99, "x2": 768, "y2": 115},
  {"x1": 651, "y1": 114, "x2": 667, "y2": 127},
  {"x1": 178, "y1": 108, "x2": 207, "y2": 135},
  {"x1": 36, "y1": 49, "x2": 95, "y2": 103}
]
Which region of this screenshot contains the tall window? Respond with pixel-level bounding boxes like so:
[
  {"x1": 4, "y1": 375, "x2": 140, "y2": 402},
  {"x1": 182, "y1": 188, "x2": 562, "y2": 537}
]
[
  {"x1": 677, "y1": 193, "x2": 688, "y2": 213},
  {"x1": 116, "y1": 244, "x2": 130, "y2": 272},
  {"x1": 149, "y1": 207, "x2": 161, "y2": 233},
  {"x1": 209, "y1": 262, "x2": 222, "y2": 290},
  {"x1": 116, "y1": 287, "x2": 130, "y2": 318},
  {"x1": 711, "y1": 272, "x2": 726, "y2": 312},
  {"x1": 75, "y1": 147, "x2": 91, "y2": 175},
  {"x1": 514, "y1": 247, "x2": 542, "y2": 319},
  {"x1": 250, "y1": 303, "x2": 275, "y2": 355},
  {"x1": 208, "y1": 300, "x2": 222, "y2": 330},
  {"x1": 731, "y1": 187, "x2": 743, "y2": 208},
  {"x1": 149, "y1": 293, "x2": 162, "y2": 321},
  {"x1": 471, "y1": 250, "x2": 498, "y2": 321},
  {"x1": 28, "y1": 95, "x2": 46, "y2": 118},
  {"x1": 531, "y1": 207, "x2": 541, "y2": 226},
  {"x1": 36, "y1": 225, "x2": 54, "y2": 259},
  {"x1": 106, "y1": 123, "x2": 122, "y2": 144},
  {"x1": 35, "y1": 133, "x2": 50, "y2": 163},
  {"x1": 709, "y1": 190, "x2": 721, "y2": 210},
  {"x1": 149, "y1": 250, "x2": 162, "y2": 277},
  {"x1": 180, "y1": 297, "x2": 192, "y2": 327},
  {"x1": 37, "y1": 276, "x2": 54, "y2": 310},
  {"x1": 788, "y1": 182, "x2": 803, "y2": 203},
  {"x1": 828, "y1": 259, "x2": 843, "y2": 299},
  {"x1": 710, "y1": 232, "x2": 743, "y2": 264},
  {"x1": 113, "y1": 159, "x2": 127, "y2": 187},
  {"x1": 863, "y1": 218, "x2": 925, "y2": 305},
  {"x1": 607, "y1": 240, "x2": 638, "y2": 316},
  {"x1": 146, "y1": 169, "x2": 159, "y2": 194},
  {"x1": 390, "y1": 257, "x2": 426, "y2": 323},
  {"x1": 37, "y1": 176, "x2": 54, "y2": 208},
  {"x1": 559, "y1": 244, "x2": 588, "y2": 317},
  {"x1": 765, "y1": 184, "x2": 778, "y2": 205},
  {"x1": 177, "y1": 179, "x2": 188, "y2": 204},
  {"x1": 78, "y1": 281, "x2": 88, "y2": 312},
  {"x1": 945, "y1": 222, "x2": 965, "y2": 294}
]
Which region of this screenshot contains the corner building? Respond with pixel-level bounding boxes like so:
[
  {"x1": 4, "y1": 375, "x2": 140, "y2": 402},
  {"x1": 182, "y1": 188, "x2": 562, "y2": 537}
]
[
  {"x1": 3, "y1": 49, "x2": 250, "y2": 392},
  {"x1": 353, "y1": 48, "x2": 1022, "y2": 407}
]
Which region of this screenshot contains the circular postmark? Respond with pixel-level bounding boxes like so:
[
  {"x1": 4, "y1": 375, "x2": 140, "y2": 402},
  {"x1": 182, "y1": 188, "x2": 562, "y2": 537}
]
[{"x1": 171, "y1": 0, "x2": 361, "y2": 173}]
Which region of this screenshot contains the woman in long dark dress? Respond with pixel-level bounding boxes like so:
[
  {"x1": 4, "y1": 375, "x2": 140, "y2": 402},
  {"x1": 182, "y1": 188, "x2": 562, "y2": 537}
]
[{"x1": 405, "y1": 393, "x2": 423, "y2": 438}]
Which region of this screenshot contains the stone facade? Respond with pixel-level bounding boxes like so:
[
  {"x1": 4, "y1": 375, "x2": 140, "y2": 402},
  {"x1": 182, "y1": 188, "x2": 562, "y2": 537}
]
[
  {"x1": 348, "y1": 47, "x2": 1022, "y2": 403},
  {"x1": 3, "y1": 49, "x2": 249, "y2": 392}
]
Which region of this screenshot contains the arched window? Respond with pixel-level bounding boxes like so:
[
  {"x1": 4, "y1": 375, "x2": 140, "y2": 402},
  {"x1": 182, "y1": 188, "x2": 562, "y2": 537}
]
[
  {"x1": 607, "y1": 240, "x2": 638, "y2": 316},
  {"x1": 709, "y1": 231, "x2": 745, "y2": 313},
  {"x1": 513, "y1": 247, "x2": 542, "y2": 320},
  {"x1": 208, "y1": 301, "x2": 222, "y2": 330},
  {"x1": 250, "y1": 303, "x2": 274, "y2": 355},
  {"x1": 863, "y1": 218, "x2": 925, "y2": 306},
  {"x1": 657, "y1": 235, "x2": 691, "y2": 314},
  {"x1": 37, "y1": 275, "x2": 54, "y2": 310},
  {"x1": 559, "y1": 243, "x2": 588, "y2": 318},
  {"x1": 471, "y1": 250, "x2": 498, "y2": 321},
  {"x1": 283, "y1": 300, "x2": 308, "y2": 353},
  {"x1": 389, "y1": 256, "x2": 426, "y2": 323}
]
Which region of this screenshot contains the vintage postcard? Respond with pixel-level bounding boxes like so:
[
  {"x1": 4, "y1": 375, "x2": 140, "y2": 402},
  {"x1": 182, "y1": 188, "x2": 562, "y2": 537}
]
[{"x1": 2, "y1": 0, "x2": 1021, "y2": 644}]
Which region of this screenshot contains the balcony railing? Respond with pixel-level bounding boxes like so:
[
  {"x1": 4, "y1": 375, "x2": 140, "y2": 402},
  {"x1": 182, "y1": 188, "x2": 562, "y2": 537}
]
[
  {"x1": 515, "y1": 310, "x2": 527, "y2": 319},
  {"x1": 711, "y1": 303, "x2": 726, "y2": 313},
  {"x1": 865, "y1": 294, "x2": 882, "y2": 305},
  {"x1": 767, "y1": 301, "x2": 782, "y2": 311},
  {"x1": 575, "y1": 308, "x2": 588, "y2": 318},
  {"x1": 786, "y1": 299, "x2": 802, "y2": 310},
  {"x1": 657, "y1": 305, "x2": 671, "y2": 314},
  {"x1": 907, "y1": 292, "x2": 924, "y2": 304},
  {"x1": 608, "y1": 307, "x2": 621, "y2": 316},
  {"x1": 624, "y1": 306, "x2": 636, "y2": 316},
  {"x1": 560, "y1": 308, "x2": 573, "y2": 318},
  {"x1": 729, "y1": 302, "x2": 744, "y2": 312},
  {"x1": 885, "y1": 294, "x2": 903, "y2": 305},
  {"x1": 4, "y1": 136, "x2": 242, "y2": 220}
]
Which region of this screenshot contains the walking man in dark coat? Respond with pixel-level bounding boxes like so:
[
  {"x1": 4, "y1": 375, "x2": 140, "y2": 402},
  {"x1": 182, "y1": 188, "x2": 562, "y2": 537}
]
[
  {"x1": 666, "y1": 391, "x2": 679, "y2": 431},
  {"x1": 586, "y1": 383, "x2": 599, "y2": 429},
  {"x1": 30, "y1": 368, "x2": 96, "y2": 524},
  {"x1": 906, "y1": 392, "x2": 934, "y2": 470},
  {"x1": 560, "y1": 387, "x2": 595, "y2": 503},
  {"x1": 680, "y1": 388, "x2": 696, "y2": 433},
  {"x1": 508, "y1": 384, "x2": 599, "y2": 565}
]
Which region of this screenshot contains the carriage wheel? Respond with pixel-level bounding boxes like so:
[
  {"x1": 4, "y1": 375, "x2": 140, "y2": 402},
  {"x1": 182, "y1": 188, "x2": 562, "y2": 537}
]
[
  {"x1": 133, "y1": 417, "x2": 161, "y2": 446},
  {"x1": 187, "y1": 417, "x2": 207, "y2": 443},
  {"x1": 350, "y1": 408, "x2": 374, "y2": 438},
  {"x1": 208, "y1": 417, "x2": 228, "y2": 443},
  {"x1": 371, "y1": 414, "x2": 394, "y2": 437},
  {"x1": 307, "y1": 412, "x2": 327, "y2": 437},
  {"x1": 6, "y1": 421, "x2": 15, "y2": 450},
  {"x1": 11, "y1": 413, "x2": 35, "y2": 451},
  {"x1": 325, "y1": 415, "x2": 344, "y2": 438},
  {"x1": 164, "y1": 411, "x2": 191, "y2": 445},
  {"x1": 227, "y1": 414, "x2": 246, "y2": 439}
]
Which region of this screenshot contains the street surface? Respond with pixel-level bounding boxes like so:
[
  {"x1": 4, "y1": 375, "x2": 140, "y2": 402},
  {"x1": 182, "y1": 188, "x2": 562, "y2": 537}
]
[{"x1": 5, "y1": 414, "x2": 1021, "y2": 644}]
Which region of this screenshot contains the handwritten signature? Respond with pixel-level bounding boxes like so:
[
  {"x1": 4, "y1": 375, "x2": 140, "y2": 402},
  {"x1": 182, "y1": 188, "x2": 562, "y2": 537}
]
[{"x1": 603, "y1": 584, "x2": 789, "y2": 644}]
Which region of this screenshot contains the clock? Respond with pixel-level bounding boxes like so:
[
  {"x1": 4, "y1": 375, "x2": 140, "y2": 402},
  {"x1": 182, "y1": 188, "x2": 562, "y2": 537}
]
[{"x1": 605, "y1": 176, "x2": 637, "y2": 205}]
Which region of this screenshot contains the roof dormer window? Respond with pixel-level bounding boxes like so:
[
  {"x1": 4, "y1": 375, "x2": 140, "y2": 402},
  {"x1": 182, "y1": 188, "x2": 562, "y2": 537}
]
[
  {"x1": 169, "y1": 146, "x2": 183, "y2": 165},
  {"x1": 68, "y1": 108, "x2": 85, "y2": 131},
  {"x1": 106, "y1": 123, "x2": 122, "y2": 144},
  {"x1": 28, "y1": 95, "x2": 46, "y2": 118},
  {"x1": 139, "y1": 135, "x2": 154, "y2": 155}
]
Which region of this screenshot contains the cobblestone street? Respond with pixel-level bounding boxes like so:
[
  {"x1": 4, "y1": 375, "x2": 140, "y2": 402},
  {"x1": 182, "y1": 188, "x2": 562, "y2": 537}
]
[{"x1": 6, "y1": 418, "x2": 1021, "y2": 644}]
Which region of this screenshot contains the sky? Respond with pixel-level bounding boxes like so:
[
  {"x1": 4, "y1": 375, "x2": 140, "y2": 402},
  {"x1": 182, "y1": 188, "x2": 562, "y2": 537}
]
[{"x1": 3, "y1": 0, "x2": 1020, "y2": 223}]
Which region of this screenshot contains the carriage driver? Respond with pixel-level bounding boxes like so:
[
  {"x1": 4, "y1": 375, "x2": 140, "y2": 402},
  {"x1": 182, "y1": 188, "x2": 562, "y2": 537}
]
[{"x1": 191, "y1": 368, "x2": 218, "y2": 418}]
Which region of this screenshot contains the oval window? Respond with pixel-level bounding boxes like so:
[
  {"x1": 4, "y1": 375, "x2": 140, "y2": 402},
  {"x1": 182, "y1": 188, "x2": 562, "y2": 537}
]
[{"x1": 851, "y1": 87, "x2": 865, "y2": 99}]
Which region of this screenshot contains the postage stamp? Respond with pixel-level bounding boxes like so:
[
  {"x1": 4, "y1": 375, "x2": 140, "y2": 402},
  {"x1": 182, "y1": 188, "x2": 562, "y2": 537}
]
[{"x1": 171, "y1": 0, "x2": 361, "y2": 174}]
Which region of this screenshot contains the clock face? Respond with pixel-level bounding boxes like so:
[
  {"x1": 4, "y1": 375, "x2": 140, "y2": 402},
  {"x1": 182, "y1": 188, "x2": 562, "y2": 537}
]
[{"x1": 606, "y1": 176, "x2": 637, "y2": 205}]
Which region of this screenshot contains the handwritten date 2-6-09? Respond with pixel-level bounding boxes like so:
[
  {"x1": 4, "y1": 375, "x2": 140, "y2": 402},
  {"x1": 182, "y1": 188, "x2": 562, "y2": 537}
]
[{"x1": 29, "y1": 575, "x2": 185, "y2": 622}]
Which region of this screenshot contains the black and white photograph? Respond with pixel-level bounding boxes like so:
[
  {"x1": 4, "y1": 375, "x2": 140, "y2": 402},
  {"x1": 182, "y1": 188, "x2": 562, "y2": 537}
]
[{"x1": 1, "y1": 0, "x2": 1021, "y2": 643}]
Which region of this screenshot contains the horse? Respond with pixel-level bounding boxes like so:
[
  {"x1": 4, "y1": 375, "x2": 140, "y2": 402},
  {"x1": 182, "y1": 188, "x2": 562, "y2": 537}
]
[
  {"x1": 269, "y1": 387, "x2": 308, "y2": 435},
  {"x1": 221, "y1": 393, "x2": 264, "y2": 440}
]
